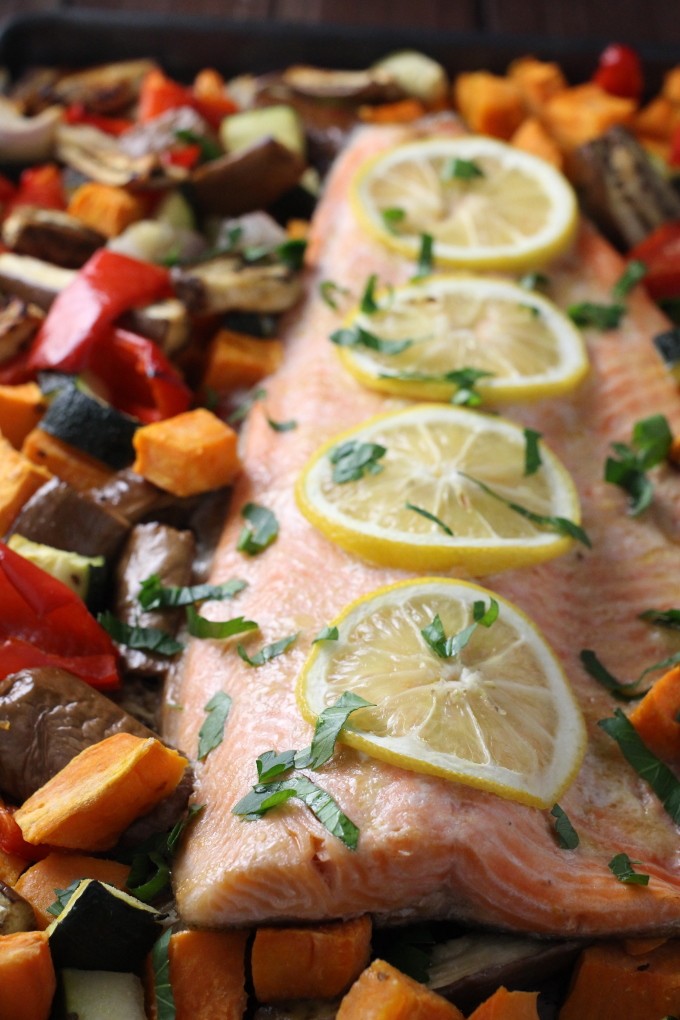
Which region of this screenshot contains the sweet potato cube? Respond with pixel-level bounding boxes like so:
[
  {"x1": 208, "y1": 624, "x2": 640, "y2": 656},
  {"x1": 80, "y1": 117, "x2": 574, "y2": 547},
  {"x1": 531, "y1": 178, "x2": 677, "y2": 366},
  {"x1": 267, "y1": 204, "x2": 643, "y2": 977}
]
[
  {"x1": 634, "y1": 96, "x2": 680, "y2": 141},
  {"x1": 0, "y1": 436, "x2": 51, "y2": 535},
  {"x1": 336, "y1": 958, "x2": 464, "y2": 1019},
  {"x1": 252, "y1": 915, "x2": 372, "y2": 1002},
  {"x1": 629, "y1": 665, "x2": 680, "y2": 767},
  {"x1": 0, "y1": 847, "x2": 27, "y2": 888},
  {"x1": 542, "y1": 83, "x2": 636, "y2": 153},
  {"x1": 453, "y1": 71, "x2": 525, "y2": 139},
  {"x1": 15, "y1": 852, "x2": 131, "y2": 928},
  {"x1": 166, "y1": 929, "x2": 250, "y2": 1020},
  {"x1": 468, "y1": 985, "x2": 540, "y2": 1019},
  {"x1": 202, "y1": 328, "x2": 284, "y2": 393},
  {"x1": 22, "y1": 428, "x2": 113, "y2": 491},
  {"x1": 0, "y1": 930, "x2": 56, "y2": 1020},
  {"x1": 508, "y1": 56, "x2": 567, "y2": 114},
  {"x1": 67, "y1": 182, "x2": 146, "y2": 239},
  {"x1": 662, "y1": 66, "x2": 680, "y2": 104},
  {"x1": 0, "y1": 383, "x2": 46, "y2": 449},
  {"x1": 559, "y1": 941, "x2": 680, "y2": 1019},
  {"x1": 132, "y1": 407, "x2": 241, "y2": 497},
  {"x1": 14, "y1": 733, "x2": 187, "y2": 852},
  {"x1": 510, "y1": 117, "x2": 564, "y2": 169}
]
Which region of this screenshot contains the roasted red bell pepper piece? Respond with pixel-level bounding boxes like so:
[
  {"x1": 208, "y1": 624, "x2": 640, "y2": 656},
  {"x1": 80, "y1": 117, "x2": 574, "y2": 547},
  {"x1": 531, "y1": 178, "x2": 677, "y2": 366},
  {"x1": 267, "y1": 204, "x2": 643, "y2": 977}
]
[
  {"x1": 161, "y1": 142, "x2": 202, "y2": 170},
  {"x1": 628, "y1": 221, "x2": 680, "y2": 300},
  {"x1": 64, "y1": 102, "x2": 134, "y2": 137},
  {"x1": 7, "y1": 163, "x2": 66, "y2": 212},
  {"x1": 0, "y1": 542, "x2": 120, "y2": 690},
  {"x1": 593, "y1": 43, "x2": 643, "y2": 101},
  {"x1": 138, "y1": 68, "x2": 195, "y2": 122},
  {"x1": 0, "y1": 803, "x2": 48, "y2": 861},
  {"x1": 27, "y1": 249, "x2": 172, "y2": 373}
]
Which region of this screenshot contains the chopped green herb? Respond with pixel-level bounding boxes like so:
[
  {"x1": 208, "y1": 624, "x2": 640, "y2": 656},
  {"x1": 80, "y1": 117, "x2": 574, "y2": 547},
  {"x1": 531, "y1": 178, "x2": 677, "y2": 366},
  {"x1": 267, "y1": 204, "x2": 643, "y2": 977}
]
[
  {"x1": 612, "y1": 259, "x2": 647, "y2": 300},
  {"x1": 186, "y1": 606, "x2": 258, "y2": 641},
  {"x1": 443, "y1": 157, "x2": 484, "y2": 181},
  {"x1": 237, "y1": 632, "x2": 298, "y2": 667},
  {"x1": 319, "y1": 279, "x2": 350, "y2": 310},
  {"x1": 381, "y1": 206, "x2": 406, "y2": 232},
  {"x1": 599, "y1": 708, "x2": 680, "y2": 824},
  {"x1": 237, "y1": 502, "x2": 279, "y2": 555},
  {"x1": 266, "y1": 414, "x2": 297, "y2": 432},
  {"x1": 550, "y1": 804, "x2": 579, "y2": 850},
  {"x1": 605, "y1": 414, "x2": 673, "y2": 516},
  {"x1": 227, "y1": 386, "x2": 267, "y2": 425},
  {"x1": 360, "y1": 273, "x2": 380, "y2": 314},
  {"x1": 120, "y1": 805, "x2": 204, "y2": 903},
  {"x1": 276, "y1": 237, "x2": 307, "y2": 271},
  {"x1": 295, "y1": 691, "x2": 372, "y2": 770},
  {"x1": 330, "y1": 324, "x2": 413, "y2": 355},
  {"x1": 422, "y1": 599, "x2": 499, "y2": 660},
  {"x1": 580, "y1": 649, "x2": 646, "y2": 700},
  {"x1": 459, "y1": 473, "x2": 591, "y2": 547},
  {"x1": 197, "y1": 692, "x2": 233, "y2": 761},
  {"x1": 174, "y1": 128, "x2": 221, "y2": 162},
  {"x1": 313, "y1": 625, "x2": 339, "y2": 643},
  {"x1": 523, "y1": 428, "x2": 542, "y2": 476},
  {"x1": 640, "y1": 607, "x2": 680, "y2": 630},
  {"x1": 256, "y1": 749, "x2": 297, "y2": 782},
  {"x1": 568, "y1": 301, "x2": 625, "y2": 330},
  {"x1": 233, "y1": 774, "x2": 359, "y2": 850},
  {"x1": 519, "y1": 271, "x2": 549, "y2": 291},
  {"x1": 608, "y1": 852, "x2": 650, "y2": 885},
  {"x1": 97, "y1": 612, "x2": 183, "y2": 656},
  {"x1": 414, "y1": 232, "x2": 434, "y2": 278},
  {"x1": 46, "y1": 879, "x2": 81, "y2": 917},
  {"x1": 405, "y1": 502, "x2": 454, "y2": 536},
  {"x1": 138, "y1": 575, "x2": 246, "y2": 610},
  {"x1": 151, "y1": 928, "x2": 177, "y2": 1020},
  {"x1": 382, "y1": 366, "x2": 493, "y2": 406},
  {"x1": 329, "y1": 439, "x2": 387, "y2": 483}
]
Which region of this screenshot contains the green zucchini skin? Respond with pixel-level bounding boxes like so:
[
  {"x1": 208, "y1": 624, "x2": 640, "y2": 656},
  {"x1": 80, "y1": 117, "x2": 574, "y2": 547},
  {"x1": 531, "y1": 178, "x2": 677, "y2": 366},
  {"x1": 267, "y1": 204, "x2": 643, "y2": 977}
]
[
  {"x1": 47, "y1": 880, "x2": 164, "y2": 972},
  {"x1": 40, "y1": 382, "x2": 139, "y2": 469}
]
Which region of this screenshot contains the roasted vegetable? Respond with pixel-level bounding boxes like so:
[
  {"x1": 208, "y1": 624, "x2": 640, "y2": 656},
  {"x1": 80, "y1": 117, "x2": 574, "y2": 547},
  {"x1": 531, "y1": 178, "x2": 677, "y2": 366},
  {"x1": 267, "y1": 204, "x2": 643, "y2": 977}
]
[
  {"x1": 0, "y1": 930, "x2": 56, "y2": 1020},
  {"x1": 1, "y1": 206, "x2": 105, "y2": 269},
  {"x1": 14, "y1": 852, "x2": 130, "y2": 929},
  {"x1": 0, "y1": 881, "x2": 35, "y2": 935}
]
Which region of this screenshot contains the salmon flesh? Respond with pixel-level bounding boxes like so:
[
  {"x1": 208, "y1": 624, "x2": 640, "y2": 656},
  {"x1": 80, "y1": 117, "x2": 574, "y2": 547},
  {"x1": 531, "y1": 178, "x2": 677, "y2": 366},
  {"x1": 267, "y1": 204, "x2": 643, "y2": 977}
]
[{"x1": 165, "y1": 121, "x2": 680, "y2": 936}]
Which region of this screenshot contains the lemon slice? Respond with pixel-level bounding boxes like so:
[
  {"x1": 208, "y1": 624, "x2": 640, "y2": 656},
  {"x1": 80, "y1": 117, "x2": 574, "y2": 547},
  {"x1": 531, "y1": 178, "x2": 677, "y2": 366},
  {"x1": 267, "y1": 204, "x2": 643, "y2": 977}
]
[
  {"x1": 298, "y1": 577, "x2": 586, "y2": 807},
  {"x1": 352, "y1": 135, "x2": 577, "y2": 270},
  {"x1": 336, "y1": 275, "x2": 588, "y2": 403},
  {"x1": 295, "y1": 404, "x2": 584, "y2": 574}
]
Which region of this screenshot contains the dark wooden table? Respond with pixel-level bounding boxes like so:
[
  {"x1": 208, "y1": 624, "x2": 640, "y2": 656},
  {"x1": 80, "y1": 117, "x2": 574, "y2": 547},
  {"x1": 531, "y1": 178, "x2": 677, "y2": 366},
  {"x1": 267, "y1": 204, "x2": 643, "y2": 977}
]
[{"x1": 2, "y1": 0, "x2": 679, "y2": 48}]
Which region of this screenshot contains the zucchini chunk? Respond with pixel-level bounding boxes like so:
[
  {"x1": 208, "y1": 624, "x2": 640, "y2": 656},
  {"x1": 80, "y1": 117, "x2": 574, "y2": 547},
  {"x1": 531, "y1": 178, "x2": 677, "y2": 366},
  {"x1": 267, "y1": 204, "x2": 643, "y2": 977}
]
[
  {"x1": 56, "y1": 969, "x2": 147, "y2": 1020},
  {"x1": 7, "y1": 533, "x2": 105, "y2": 604},
  {"x1": 40, "y1": 381, "x2": 139, "y2": 469}
]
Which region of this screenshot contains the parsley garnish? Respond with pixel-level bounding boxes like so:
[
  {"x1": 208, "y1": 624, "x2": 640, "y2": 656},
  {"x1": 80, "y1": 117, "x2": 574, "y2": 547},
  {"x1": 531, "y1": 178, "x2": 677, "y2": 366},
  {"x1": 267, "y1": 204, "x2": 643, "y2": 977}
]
[
  {"x1": 266, "y1": 415, "x2": 297, "y2": 432},
  {"x1": 608, "y1": 852, "x2": 650, "y2": 886},
  {"x1": 237, "y1": 632, "x2": 298, "y2": 667},
  {"x1": 459, "y1": 472, "x2": 591, "y2": 547},
  {"x1": 330, "y1": 325, "x2": 413, "y2": 355},
  {"x1": 151, "y1": 929, "x2": 177, "y2": 1020},
  {"x1": 295, "y1": 691, "x2": 371, "y2": 771},
  {"x1": 186, "y1": 607, "x2": 258, "y2": 641},
  {"x1": 519, "y1": 271, "x2": 549, "y2": 291},
  {"x1": 422, "y1": 599, "x2": 499, "y2": 660},
  {"x1": 380, "y1": 366, "x2": 493, "y2": 407},
  {"x1": 97, "y1": 612, "x2": 183, "y2": 656},
  {"x1": 550, "y1": 804, "x2": 579, "y2": 850},
  {"x1": 175, "y1": 128, "x2": 221, "y2": 162},
  {"x1": 414, "y1": 233, "x2": 434, "y2": 278},
  {"x1": 599, "y1": 708, "x2": 680, "y2": 824},
  {"x1": 580, "y1": 649, "x2": 646, "y2": 700},
  {"x1": 329, "y1": 439, "x2": 387, "y2": 483},
  {"x1": 640, "y1": 607, "x2": 680, "y2": 630},
  {"x1": 319, "y1": 279, "x2": 350, "y2": 310},
  {"x1": 138, "y1": 575, "x2": 246, "y2": 610},
  {"x1": 197, "y1": 692, "x2": 232, "y2": 761},
  {"x1": 612, "y1": 259, "x2": 647, "y2": 300},
  {"x1": 227, "y1": 386, "x2": 266, "y2": 425},
  {"x1": 46, "y1": 879, "x2": 81, "y2": 917},
  {"x1": 444, "y1": 157, "x2": 484, "y2": 181},
  {"x1": 313, "y1": 625, "x2": 339, "y2": 643},
  {"x1": 405, "y1": 502, "x2": 454, "y2": 536},
  {"x1": 124, "y1": 805, "x2": 204, "y2": 901},
  {"x1": 523, "y1": 428, "x2": 542, "y2": 476},
  {"x1": 360, "y1": 274, "x2": 380, "y2": 314},
  {"x1": 568, "y1": 302, "x2": 625, "y2": 330},
  {"x1": 276, "y1": 237, "x2": 307, "y2": 271},
  {"x1": 605, "y1": 414, "x2": 673, "y2": 515},
  {"x1": 381, "y1": 207, "x2": 406, "y2": 232},
  {"x1": 237, "y1": 503, "x2": 279, "y2": 555}
]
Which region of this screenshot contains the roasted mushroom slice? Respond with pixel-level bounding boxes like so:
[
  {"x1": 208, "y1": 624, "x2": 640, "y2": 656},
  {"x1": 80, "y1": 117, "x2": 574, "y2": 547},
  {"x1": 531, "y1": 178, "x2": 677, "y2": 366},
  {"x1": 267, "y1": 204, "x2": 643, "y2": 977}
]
[
  {"x1": 56, "y1": 123, "x2": 184, "y2": 189},
  {"x1": 0, "y1": 295, "x2": 43, "y2": 364},
  {"x1": 0, "y1": 98, "x2": 62, "y2": 163},
  {"x1": 0, "y1": 883, "x2": 35, "y2": 935},
  {"x1": 280, "y1": 64, "x2": 405, "y2": 104},
  {"x1": 47, "y1": 59, "x2": 157, "y2": 114},
  {"x1": 191, "y1": 137, "x2": 305, "y2": 216},
  {"x1": 172, "y1": 252, "x2": 302, "y2": 316},
  {"x1": 2, "y1": 207, "x2": 105, "y2": 269},
  {"x1": 0, "y1": 252, "x2": 74, "y2": 310},
  {"x1": 122, "y1": 298, "x2": 190, "y2": 355}
]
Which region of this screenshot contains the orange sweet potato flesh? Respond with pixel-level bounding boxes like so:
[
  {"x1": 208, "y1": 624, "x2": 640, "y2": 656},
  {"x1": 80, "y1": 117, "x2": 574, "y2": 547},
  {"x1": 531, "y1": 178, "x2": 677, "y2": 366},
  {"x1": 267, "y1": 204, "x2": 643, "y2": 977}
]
[
  {"x1": 507, "y1": 57, "x2": 567, "y2": 115},
  {"x1": 468, "y1": 986, "x2": 540, "y2": 1019},
  {"x1": 252, "y1": 914, "x2": 372, "y2": 1002},
  {"x1": 0, "y1": 383, "x2": 46, "y2": 450},
  {"x1": 202, "y1": 329, "x2": 284, "y2": 393},
  {"x1": 336, "y1": 959, "x2": 464, "y2": 1020},
  {"x1": 68, "y1": 182, "x2": 146, "y2": 239},
  {"x1": 629, "y1": 665, "x2": 680, "y2": 767},
  {"x1": 14, "y1": 851, "x2": 130, "y2": 928},
  {"x1": 0, "y1": 437, "x2": 51, "y2": 535},
  {"x1": 22, "y1": 427, "x2": 113, "y2": 491},
  {"x1": 558, "y1": 940, "x2": 680, "y2": 1019},
  {"x1": 0, "y1": 848, "x2": 27, "y2": 888},
  {"x1": 510, "y1": 117, "x2": 564, "y2": 170},
  {"x1": 14, "y1": 733, "x2": 187, "y2": 852},
  {"x1": 542, "y1": 83, "x2": 636, "y2": 154},
  {"x1": 166, "y1": 929, "x2": 250, "y2": 1020},
  {"x1": 453, "y1": 72, "x2": 524, "y2": 140},
  {"x1": 0, "y1": 930, "x2": 56, "y2": 1020},
  {"x1": 132, "y1": 407, "x2": 241, "y2": 497}
]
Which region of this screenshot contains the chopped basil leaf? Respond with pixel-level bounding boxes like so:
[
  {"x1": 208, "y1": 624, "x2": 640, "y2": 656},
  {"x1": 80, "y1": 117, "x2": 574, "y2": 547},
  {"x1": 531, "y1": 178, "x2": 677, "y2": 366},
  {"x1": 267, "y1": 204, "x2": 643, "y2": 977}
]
[
  {"x1": 97, "y1": 612, "x2": 183, "y2": 655},
  {"x1": 233, "y1": 774, "x2": 359, "y2": 850},
  {"x1": 568, "y1": 301, "x2": 625, "y2": 330},
  {"x1": 138, "y1": 574, "x2": 247, "y2": 610},
  {"x1": 174, "y1": 128, "x2": 221, "y2": 162},
  {"x1": 631, "y1": 414, "x2": 674, "y2": 469},
  {"x1": 519, "y1": 271, "x2": 549, "y2": 291},
  {"x1": 120, "y1": 805, "x2": 204, "y2": 903},
  {"x1": 256, "y1": 749, "x2": 297, "y2": 782},
  {"x1": 599, "y1": 708, "x2": 680, "y2": 824},
  {"x1": 639, "y1": 650, "x2": 680, "y2": 682},
  {"x1": 237, "y1": 502, "x2": 279, "y2": 555},
  {"x1": 422, "y1": 599, "x2": 499, "y2": 660},
  {"x1": 151, "y1": 928, "x2": 177, "y2": 1020},
  {"x1": 313, "y1": 625, "x2": 339, "y2": 643},
  {"x1": 186, "y1": 606, "x2": 258, "y2": 641},
  {"x1": 608, "y1": 852, "x2": 650, "y2": 885},
  {"x1": 605, "y1": 414, "x2": 673, "y2": 515},
  {"x1": 360, "y1": 273, "x2": 380, "y2": 314},
  {"x1": 580, "y1": 649, "x2": 646, "y2": 700},
  {"x1": 46, "y1": 879, "x2": 81, "y2": 917},
  {"x1": 197, "y1": 692, "x2": 233, "y2": 761},
  {"x1": 166, "y1": 803, "x2": 204, "y2": 854},
  {"x1": 276, "y1": 237, "x2": 307, "y2": 270},
  {"x1": 330, "y1": 324, "x2": 413, "y2": 355},
  {"x1": 319, "y1": 279, "x2": 350, "y2": 310},
  {"x1": 459, "y1": 472, "x2": 591, "y2": 547},
  {"x1": 227, "y1": 386, "x2": 267, "y2": 425},
  {"x1": 381, "y1": 206, "x2": 406, "y2": 232},
  {"x1": 640, "y1": 607, "x2": 680, "y2": 630},
  {"x1": 405, "y1": 502, "x2": 454, "y2": 536},
  {"x1": 329, "y1": 439, "x2": 387, "y2": 483},
  {"x1": 523, "y1": 428, "x2": 543, "y2": 476},
  {"x1": 295, "y1": 691, "x2": 372, "y2": 770},
  {"x1": 382, "y1": 366, "x2": 493, "y2": 406},
  {"x1": 444, "y1": 157, "x2": 484, "y2": 181},
  {"x1": 414, "y1": 232, "x2": 434, "y2": 278},
  {"x1": 237, "y1": 632, "x2": 298, "y2": 667},
  {"x1": 550, "y1": 804, "x2": 579, "y2": 850},
  {"x1": 266, "y1": 414, "x2": 298, "y2": 432},
  {"x1": 612, "y1": 259, "x2": 647, "y2": 301}
]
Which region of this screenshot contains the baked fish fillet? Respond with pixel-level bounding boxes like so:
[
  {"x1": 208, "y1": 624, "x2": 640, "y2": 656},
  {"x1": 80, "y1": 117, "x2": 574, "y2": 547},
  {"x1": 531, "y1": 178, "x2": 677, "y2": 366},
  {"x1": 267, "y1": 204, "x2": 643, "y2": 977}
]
[{"x1": 165, "y1": 121, "x2": 680, "y2": 936}]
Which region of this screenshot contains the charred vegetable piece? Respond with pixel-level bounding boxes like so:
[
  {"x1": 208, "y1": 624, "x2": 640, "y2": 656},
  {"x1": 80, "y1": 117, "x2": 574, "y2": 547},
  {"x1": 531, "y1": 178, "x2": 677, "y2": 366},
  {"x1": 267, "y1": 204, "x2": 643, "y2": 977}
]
[
  {"x1": 89, "y1": 468, "x2": 183, "y2": 524},
  {"x1": 47, "y1": 59, "x2": 157, "y2": 115},
  {"x1": 0, "y1": 252, "x2": 74, "y2": 312},
  {"x1": 39, "y1": 382, "x2": 139, "y2": 470},
  {"x1": 172, "y1": 251, "x2": 302, "y2": 316},
  {"x1": 0, "y1": 296, "x2": 44, "y2": 365},
  {"x1": 1, "y1": 207, "x2": 105, "y2": 269},
  {"x1": 0, "y1": 880, "x2": 36, "y2": 935},
  {"x1": 0, "y1": 100, "x2": 62, "y2": 164},
  {"x1": 280, "y1": 64, "x2": 405, "y2": 103},
  {"x1": 190, "y1": 137, "x2": 305, "y2": 217}
]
